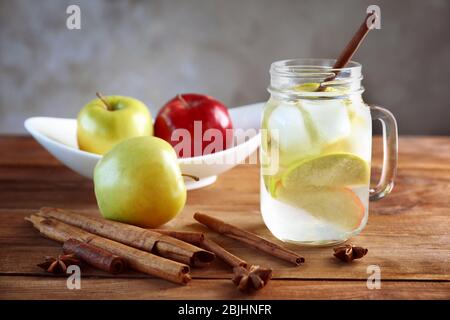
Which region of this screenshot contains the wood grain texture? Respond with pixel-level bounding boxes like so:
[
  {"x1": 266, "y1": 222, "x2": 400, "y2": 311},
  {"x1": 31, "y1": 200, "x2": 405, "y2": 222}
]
[
  {"x1": 0, "y1": 277, "x2": 448, "y2": 300},
  {"x1": 0, "y1": 136, "x2": 449, "y2": 299}
]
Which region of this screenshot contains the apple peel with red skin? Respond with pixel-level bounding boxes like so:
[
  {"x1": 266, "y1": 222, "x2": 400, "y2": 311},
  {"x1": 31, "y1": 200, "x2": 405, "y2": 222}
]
[{"x1": 275, "y1": 185, "x2": 365, "y2": 232}]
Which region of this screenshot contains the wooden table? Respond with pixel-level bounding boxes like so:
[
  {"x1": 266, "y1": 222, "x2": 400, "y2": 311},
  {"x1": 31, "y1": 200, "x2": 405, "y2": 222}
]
[{"x1": 0, "y1": 136, "x2": 449, "y2": 300}]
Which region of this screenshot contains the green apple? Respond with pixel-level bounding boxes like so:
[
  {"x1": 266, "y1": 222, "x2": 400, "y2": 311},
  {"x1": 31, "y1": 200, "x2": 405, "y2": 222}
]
[
  {"x1": 77, "y1": 93, "x2": 153, "y2": 155},
  {"x1": 94, "y1": 136, "x2": 186, "y2": 227}
]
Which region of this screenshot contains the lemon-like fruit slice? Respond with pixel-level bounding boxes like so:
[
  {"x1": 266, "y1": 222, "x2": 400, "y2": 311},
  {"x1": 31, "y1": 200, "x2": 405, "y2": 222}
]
[
  {"x1": 292, "y1": 83, "x2": 338, "y2": 92},
  {"x1": 281, "y1": 153, "x2": 370, "y2": 189}
]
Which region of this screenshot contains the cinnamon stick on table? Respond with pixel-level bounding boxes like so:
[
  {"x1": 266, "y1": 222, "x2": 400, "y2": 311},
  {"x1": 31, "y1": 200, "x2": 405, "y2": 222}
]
[
  {"x1": 63, "y1": 238, "x2": 126, "y2": 274},
  {"x1": 26, "y1": 215, "x2": 191, "y2": 285},
  {"x1": 152, "y1": 229, "x2": 247, "y2": 268},
  {"x1": 152, "y1": 229, "x2": 271, "y2": 292},
  {"x1": 194, "y1": 212, "x2": 304, "y2": 266},
  {"x1": 37, "y1": 207, "x2": 215, "y2": 267},
  {"x1": 152, "y1": 229, "x2": 205, "y2": 244},
  {"x1": 200, "y1": 238, "x2": 248, "y2": 268}
]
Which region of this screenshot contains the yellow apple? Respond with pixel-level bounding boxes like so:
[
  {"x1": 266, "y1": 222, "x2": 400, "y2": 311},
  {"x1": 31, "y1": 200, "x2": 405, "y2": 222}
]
[
  {"x1": 77, "y1": 93, "x2": 153, "y2": 155},
  {"x1": 93, "y1": 136, "x2": 186, "y2": 227}
]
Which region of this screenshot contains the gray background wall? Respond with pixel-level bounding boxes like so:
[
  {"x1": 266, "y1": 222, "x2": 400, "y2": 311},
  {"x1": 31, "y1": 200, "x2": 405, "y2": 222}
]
[{"x1": 1, "y1": 0, "x2": 449, "y2": 135}]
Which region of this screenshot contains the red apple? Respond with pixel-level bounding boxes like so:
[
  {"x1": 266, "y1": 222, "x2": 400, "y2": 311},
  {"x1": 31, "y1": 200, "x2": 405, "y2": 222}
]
[{"x1": 154, "y1": 94, "x2": 233, "y2": 158}]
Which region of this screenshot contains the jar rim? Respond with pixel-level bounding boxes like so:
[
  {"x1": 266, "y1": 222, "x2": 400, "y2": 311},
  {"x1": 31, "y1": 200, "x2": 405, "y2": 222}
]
[
  {"x1": 270, "y1": 58, "x2": 362, "y2": 77},
  {"x1": 269, "y1": 58, "x2": 363, "y2": 98}
]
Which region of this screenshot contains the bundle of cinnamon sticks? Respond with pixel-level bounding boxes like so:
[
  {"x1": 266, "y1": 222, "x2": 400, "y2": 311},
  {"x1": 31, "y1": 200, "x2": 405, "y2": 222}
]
[
  {"x1": 27, "y1": 207, "x2": 304, "y2": 292},
  {"x1": 28, "y1": 208, "x2": 216, "y2": 284}
]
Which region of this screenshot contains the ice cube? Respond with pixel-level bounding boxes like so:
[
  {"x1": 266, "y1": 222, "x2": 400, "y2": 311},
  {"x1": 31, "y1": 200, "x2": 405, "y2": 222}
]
[
  {"x1": 268, "y1": 103, "x2": 312, "y2": 154},
  {"x1": 346, "y1": 104, "x2": 372, "y2": 161},
  {"x1": 301, "y1": 99, "x2": 351, "y2": 145}
]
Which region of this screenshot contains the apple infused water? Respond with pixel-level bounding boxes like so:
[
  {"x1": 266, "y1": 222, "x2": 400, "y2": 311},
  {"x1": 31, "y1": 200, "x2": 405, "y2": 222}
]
[{"x1": 260, "y1": 87, "x2": 372, "y2": 245}]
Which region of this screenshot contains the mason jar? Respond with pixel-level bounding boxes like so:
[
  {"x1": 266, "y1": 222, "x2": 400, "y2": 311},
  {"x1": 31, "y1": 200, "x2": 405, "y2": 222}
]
[{"x1": 260, "y1": 58, "x2": 398, "y2": 245}]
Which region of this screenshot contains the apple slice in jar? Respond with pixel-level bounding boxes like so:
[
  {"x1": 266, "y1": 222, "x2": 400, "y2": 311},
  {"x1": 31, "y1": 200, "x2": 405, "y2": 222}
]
[
  {"x1": 276, "y1": 185, "x2": 365, "y2": 232},
  {"x1": 281, "y1": 152, "x2": 370, "y2": 188},
  {"x1": 274, "y1": 152, "x2": 369, "y2": 231}
]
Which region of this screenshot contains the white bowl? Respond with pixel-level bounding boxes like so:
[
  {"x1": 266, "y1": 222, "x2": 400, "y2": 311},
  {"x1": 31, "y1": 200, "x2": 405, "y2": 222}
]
[{"x1": 24, "y1": 102, "x2": 263, "y2": 190}]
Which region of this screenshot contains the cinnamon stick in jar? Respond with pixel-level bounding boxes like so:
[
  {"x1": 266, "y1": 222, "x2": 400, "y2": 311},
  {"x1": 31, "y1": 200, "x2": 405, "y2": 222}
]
[
  {"x1": 318, "y1": 12, "x2": 377, "y2": 91},
  {"x1": 63, "y1": 238, "x2": 125, "y2": 274},
  {"x1": 194, "y1": 212, "x2": 304, "y2": 266}
]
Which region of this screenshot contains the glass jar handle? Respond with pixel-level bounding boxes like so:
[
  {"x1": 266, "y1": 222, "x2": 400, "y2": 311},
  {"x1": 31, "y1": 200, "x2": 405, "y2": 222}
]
[{"x1": 369, "y1": 105, "x2": 398, "y2": 201}]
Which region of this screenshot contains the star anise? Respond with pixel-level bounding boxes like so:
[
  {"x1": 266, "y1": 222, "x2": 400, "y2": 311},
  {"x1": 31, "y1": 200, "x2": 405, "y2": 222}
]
[
  {"x1": 232, "y1": 265, "x2": 272, "y2": 292},
  {"x1": 333, "y1": 244, "x2": 368, "y2": 262},
  {"x1": 37, "y1": 253, "x2": 82, "y2": 274}
]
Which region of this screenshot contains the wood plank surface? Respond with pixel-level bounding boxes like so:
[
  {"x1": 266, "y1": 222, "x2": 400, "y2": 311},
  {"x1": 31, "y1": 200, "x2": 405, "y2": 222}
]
[
  {"x1": 0, "y1": 136, "x2": 449, "y2": 299},
  {"x1": 1, "y1": 276, "x2": 449, "y2": 300}
]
